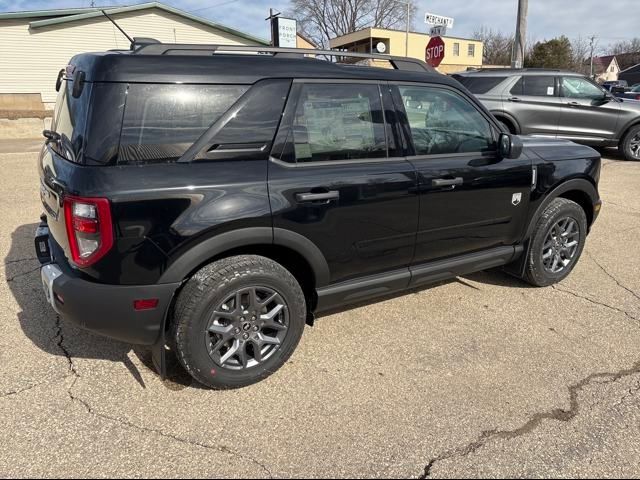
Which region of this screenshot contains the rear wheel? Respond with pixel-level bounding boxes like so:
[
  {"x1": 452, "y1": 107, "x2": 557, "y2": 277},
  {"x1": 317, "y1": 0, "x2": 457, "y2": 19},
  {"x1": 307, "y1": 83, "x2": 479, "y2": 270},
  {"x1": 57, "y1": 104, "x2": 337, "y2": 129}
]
[
  {"x1": 173, "y1": 255, "x2": 306, "y2": 389},
  {"x1": 619, "y1": 125, "x2": 640, "y2": 161},
  {"x1": 524, "y1": 198, "x2": 587, "y2": 287}
]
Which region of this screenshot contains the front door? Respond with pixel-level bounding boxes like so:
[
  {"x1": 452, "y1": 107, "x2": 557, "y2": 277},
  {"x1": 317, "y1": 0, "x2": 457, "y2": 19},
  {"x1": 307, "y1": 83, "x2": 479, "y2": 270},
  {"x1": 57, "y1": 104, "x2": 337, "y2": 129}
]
[
  {"x1": 269, "y1": 81, "x2": 419, "y2": 286},
  {"x1": 392, "y1": 83, "x2": 533, "y2": 268},
  {"x1": 558, "y1": 76, "x2": 621, "y2": 144}
]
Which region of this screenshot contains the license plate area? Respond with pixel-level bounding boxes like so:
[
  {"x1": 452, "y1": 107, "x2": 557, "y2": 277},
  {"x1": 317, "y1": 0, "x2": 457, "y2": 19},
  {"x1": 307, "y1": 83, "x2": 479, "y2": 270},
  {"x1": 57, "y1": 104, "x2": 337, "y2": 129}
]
[{"x1": 34, "y1": 222, "x2": 52, "y2": 264}]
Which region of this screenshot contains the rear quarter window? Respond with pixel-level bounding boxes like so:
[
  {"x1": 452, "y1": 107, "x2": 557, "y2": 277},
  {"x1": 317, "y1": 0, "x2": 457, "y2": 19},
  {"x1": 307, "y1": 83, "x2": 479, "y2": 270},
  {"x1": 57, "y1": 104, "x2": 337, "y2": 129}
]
[
  {"x1": 118, "y1": 84, "x2": 249, "y2": 165},
  {"x1": 453, "y1": 75, "x2": 507, "y2": 94}
]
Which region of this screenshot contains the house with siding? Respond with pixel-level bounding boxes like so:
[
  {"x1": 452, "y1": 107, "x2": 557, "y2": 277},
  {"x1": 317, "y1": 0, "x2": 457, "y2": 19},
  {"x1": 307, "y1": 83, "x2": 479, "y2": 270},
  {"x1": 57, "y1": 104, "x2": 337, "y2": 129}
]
[{"x1": 0, "y1": 2, "x2": 268, "y2": 110}]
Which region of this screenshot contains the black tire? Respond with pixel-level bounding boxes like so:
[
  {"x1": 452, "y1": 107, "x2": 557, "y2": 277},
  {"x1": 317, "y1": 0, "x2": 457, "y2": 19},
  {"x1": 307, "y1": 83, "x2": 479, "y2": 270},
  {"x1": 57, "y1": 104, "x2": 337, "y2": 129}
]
[
  {"x1": 497, "y1": 120, "x2": 514, "y2": 134},
  {"x1": 619, "y1": 125, "x2": 640, "y2": 161},
  {"x1": 173, "y1": 255, "x2": 306, "y2": 389},
  {"x1": 524, "y1": 198, "x2": 588, "y2": 287}
]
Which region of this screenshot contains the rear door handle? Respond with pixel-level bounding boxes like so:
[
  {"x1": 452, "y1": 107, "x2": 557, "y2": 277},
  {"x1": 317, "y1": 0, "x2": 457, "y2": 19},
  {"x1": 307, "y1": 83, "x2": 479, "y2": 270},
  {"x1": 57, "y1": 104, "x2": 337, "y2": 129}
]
[
  {"x1": 508, "y1": 97, "x2": 522, "y2": 102},
  {"x1": 432, "y1": 177, "x2": 463, "y2": 188},
  {"x1": 295, "y1": 191, "x2": 340, "y2": 203},
  {"x1": 567, "y1": 101, "x2": 580, "y2": 107}
]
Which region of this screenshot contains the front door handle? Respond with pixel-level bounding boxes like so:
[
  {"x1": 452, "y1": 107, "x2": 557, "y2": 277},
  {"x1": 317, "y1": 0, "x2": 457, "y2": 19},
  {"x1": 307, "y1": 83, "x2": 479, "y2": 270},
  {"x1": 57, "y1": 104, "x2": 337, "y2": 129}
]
[
  {"x1": 296, "y1": 190, "x2": 340, "y2": 204},
  {"x1": 508, "y1": 97, "x2": 522, "y2": 102},
  {"x1": 432, "y1": 177, "x2": 463, "y2": 188},
  {"x1": 567, "y1": 101, "x2": 581, "y2": 107}
]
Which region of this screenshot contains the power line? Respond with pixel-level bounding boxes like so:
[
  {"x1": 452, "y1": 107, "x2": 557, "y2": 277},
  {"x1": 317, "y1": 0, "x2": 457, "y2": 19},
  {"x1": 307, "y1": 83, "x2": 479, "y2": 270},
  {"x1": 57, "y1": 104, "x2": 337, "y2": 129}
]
[{"x1": 188, "y1": 0, "x2": 241, "y2": 13}]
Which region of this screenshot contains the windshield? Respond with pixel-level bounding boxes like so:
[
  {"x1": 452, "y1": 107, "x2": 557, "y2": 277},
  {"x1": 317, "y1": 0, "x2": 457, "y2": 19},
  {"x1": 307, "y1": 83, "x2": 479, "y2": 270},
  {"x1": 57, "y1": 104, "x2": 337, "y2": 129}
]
[
  {"x1": 50, "y1": 79, "x2": 91, "y2": 163},
  {"x1": 632, "y1": 85, "x2": 640, "y2": 92}
]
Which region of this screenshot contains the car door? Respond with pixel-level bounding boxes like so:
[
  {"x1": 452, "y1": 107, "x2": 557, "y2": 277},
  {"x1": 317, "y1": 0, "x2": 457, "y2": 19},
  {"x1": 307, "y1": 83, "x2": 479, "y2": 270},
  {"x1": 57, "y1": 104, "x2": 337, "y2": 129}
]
[
  {"x1": 391, "y1": 83, "x2": 533, "y2": 280},
  {"x1": 269, "y1": 81, "x2": 419, "y2": 287},
  {"x1": 504, "y1": 75, "x2": 562, "y2": 137},
  {"x1": 558, "y1": 76, "x2": 621, "y2": 144}
]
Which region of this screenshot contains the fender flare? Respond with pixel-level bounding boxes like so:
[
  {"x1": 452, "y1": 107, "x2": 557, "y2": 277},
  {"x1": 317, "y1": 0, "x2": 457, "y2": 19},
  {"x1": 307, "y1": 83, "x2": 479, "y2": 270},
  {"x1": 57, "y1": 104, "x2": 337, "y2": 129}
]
[
  {"x1": 524, "y1": 178, "x2": 599, "y2": 241},
  {"x1": 158, "y1": 227, "x2": 330, "y2": 287},
  {"x1": 491, "y1": 111, "x2": 521, "y2": 134}
]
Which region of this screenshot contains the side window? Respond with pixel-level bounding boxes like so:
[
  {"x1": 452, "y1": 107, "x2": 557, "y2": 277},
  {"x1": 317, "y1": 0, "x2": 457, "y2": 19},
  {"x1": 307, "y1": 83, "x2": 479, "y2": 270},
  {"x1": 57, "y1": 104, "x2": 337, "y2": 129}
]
[
  {"x1": 510, "y1": 77, "x2": 525, "y2": 96},
  {"x1": 512, "y1": 76, "x2": 557, "y2": 97},
  {"x1": 453, "y1": 75, "x2": 507, "y2": 94},
  {"x1": 398, "y1": 86, "x2": 495, "y2": 156},
  {"x1": 562, "y1": 77, "x2": 605, "y2": 100},
  {"x1": 119, "y1": 84, "x2": 248, "y2": 164},
  {"x1": 291, "y1": 83, "x2": 387, "y2": 163}
]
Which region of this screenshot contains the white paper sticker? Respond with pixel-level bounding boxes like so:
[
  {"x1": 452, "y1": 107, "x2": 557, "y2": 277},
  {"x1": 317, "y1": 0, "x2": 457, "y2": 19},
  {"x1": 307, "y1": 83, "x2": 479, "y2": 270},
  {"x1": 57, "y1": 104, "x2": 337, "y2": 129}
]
[{"x1": 547, "y1": 86, "x2": 555, "y2": 96}]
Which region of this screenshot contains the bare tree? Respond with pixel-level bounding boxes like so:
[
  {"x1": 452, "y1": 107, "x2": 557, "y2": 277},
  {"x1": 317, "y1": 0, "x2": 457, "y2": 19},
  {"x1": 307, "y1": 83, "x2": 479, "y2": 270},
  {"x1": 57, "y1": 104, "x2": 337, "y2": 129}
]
[
  {"x1": 472, "y1": 26, "x2": 513, "y2": 66},
  {"x1": 290, "y1": 0, "x2": 417, "y2": 49},
  {"x1": 570, "y1": 36, "x2": 591, "y2": 74},
  {"x1": 609, "y1": 38, "x2": 640, "y2": 55}
]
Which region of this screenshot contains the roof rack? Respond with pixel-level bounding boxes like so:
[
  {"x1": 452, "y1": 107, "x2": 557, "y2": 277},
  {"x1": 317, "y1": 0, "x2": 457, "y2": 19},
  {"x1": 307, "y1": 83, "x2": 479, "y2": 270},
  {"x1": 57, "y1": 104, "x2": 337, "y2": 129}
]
[{"x1": 133, "y1": 43, "x2": 436, "y2": 73}]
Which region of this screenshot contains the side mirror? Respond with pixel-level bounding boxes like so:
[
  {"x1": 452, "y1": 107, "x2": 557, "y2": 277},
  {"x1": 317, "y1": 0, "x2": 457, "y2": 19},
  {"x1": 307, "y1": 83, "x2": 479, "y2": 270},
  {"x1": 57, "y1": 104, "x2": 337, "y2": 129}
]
[{"x1": 498, "y1": 133, "x2": 523, "y2": 159}]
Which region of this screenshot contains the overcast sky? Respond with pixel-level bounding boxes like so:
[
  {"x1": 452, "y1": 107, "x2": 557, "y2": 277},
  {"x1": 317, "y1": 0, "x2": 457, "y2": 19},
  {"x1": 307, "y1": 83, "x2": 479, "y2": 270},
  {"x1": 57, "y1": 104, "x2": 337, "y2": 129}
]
[{"x1": 0, "y1": 0, "x2": 636, "y2": 51}]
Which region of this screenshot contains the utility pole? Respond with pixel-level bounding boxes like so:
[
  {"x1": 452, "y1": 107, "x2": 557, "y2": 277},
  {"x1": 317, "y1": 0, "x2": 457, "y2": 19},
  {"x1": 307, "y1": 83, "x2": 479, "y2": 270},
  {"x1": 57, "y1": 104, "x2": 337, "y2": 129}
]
[
  {"x1": 266, "y1": 8, "x2": 280, "y2": 47},
  {"x1": 589, "y1": 35, "x2": 598, "y2": 79},
  {"x1": 391, "y1": 0, "x2": 411, "y2": 57},
  {"x1": 511, "y1": 0, "x2": 528, "y2": 68}
]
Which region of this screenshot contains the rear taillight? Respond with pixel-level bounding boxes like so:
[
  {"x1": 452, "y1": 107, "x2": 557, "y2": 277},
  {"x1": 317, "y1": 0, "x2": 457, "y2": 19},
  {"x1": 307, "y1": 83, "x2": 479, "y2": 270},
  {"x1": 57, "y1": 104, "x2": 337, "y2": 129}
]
[
  {"x1": 635, "y1": 95, "x2": 640, "y2": 100},
  {"x1": 63, "y1": 196, "x2": 113, "y2": 267}
]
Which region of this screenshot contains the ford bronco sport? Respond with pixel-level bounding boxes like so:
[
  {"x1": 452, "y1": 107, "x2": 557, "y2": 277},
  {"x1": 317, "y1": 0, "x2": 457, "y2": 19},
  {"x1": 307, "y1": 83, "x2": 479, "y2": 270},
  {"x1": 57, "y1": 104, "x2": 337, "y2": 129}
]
[{"x1": 36, "y1": 43, "x2": 602, "y2": 389}]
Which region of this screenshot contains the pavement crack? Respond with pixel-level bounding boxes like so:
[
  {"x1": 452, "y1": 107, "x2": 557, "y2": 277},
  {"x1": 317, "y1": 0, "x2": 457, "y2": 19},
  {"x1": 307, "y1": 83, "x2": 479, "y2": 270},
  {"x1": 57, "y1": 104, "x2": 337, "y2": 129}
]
[
  {"x1": 5, "y1": 266, "x2": 41, "y2": 282},
  {"x1": 4, "y1": 257, "x2": 37, "y2": 265},
  {"x1": 0, "y1": 375, "x2": 70, "y2": 399},
  {"x1": 418, "y1": 360, "x2": 640, "y2": 478},
  {"x1": 586, "y1": 251, "x2": 640, "y2": 303},
  {"x1": 551, "y1": 285, "x2": 639, "y2": 325}
]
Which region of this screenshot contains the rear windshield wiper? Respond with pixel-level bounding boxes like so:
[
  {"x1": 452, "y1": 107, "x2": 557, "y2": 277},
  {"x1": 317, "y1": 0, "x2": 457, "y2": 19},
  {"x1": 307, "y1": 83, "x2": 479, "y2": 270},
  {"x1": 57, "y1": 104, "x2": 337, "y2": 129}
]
[{"x1": 43, "y1": 129, "x2": 61, "y2": 143}]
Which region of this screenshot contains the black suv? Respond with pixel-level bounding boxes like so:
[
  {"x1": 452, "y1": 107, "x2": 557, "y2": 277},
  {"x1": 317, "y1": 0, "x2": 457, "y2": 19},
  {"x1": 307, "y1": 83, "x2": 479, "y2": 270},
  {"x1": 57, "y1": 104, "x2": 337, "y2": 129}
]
[
  {"x1": 453, "y1": 69, "x2": 640, "y2": 161},
  {"x1": 36, "y1": 44, "x2": 602, "y2": 389}
]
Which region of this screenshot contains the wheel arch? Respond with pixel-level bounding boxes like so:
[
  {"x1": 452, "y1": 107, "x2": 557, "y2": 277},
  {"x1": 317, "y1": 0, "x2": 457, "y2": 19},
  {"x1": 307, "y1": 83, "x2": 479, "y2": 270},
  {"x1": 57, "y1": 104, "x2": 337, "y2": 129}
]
[
  {"x1": 492, "y1": 111, "x2": 520, "y2": 134},
  {"x1": 618, "y1": 118, "x2": 640, "y2": 144}
]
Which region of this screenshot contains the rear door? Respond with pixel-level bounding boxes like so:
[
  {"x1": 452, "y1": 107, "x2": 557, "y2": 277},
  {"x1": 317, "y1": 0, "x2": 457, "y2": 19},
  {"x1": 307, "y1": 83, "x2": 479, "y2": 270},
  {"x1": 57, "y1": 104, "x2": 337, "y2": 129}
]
[
  {"x1": 558, "y1": 76, "x2": 621, "y2": 144},
  {"x1": 505, "y1": 75, "x2": 562, "y2": 137},
  {"x1": 269, "y1": 81, "x2": 419, "y2": 286},
  {"x1": 392, "y1": 83, "x2": 532, "y2": 271}
]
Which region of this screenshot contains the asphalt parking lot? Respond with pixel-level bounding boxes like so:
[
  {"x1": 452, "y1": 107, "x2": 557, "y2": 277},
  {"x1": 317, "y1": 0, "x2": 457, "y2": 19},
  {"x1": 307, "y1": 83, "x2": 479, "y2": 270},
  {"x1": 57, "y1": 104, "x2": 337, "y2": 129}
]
[{"x1": 1, "y1": 146, "x2": 639, "y2": 478}]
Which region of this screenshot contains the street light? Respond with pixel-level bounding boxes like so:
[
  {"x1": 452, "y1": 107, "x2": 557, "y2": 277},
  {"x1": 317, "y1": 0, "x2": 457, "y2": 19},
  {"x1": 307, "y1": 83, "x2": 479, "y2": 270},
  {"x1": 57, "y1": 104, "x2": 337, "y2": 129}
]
[{"x1": 391, "y1": 0, "x2": 411, "y2": 57}]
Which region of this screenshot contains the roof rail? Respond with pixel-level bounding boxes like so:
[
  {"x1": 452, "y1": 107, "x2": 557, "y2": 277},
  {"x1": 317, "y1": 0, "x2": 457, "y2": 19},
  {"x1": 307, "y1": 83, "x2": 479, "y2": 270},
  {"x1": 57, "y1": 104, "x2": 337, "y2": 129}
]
[{"x1": 133, "y1": 43, "x2": 436, "y2": 73}]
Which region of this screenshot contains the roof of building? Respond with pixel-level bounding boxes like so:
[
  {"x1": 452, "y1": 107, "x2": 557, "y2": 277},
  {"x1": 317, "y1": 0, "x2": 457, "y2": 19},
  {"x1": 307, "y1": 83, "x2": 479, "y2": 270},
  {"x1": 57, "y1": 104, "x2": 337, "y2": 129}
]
[
  {"x1": 591, "y1": 55, "x2": 618, "y2": 74},
  {"x1": 0, "y1": 2, "x2": 269, "y2": 45},
  {"x1": 331, "y1": 26, "x2": 483, "y2": 45}
]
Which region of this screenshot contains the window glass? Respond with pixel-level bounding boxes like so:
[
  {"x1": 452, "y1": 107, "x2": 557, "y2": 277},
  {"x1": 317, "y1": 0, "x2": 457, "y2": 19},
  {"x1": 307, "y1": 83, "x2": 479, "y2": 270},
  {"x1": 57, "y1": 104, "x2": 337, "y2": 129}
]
[
  {"x1": 453, "y1": 43, "x2": 460, "y2": 56},
  {"x1": 562, "y1": 77, "x2": 605, "y2": 99},
  {"x1": 468, "y1": 44, "x2": 476, "y2": 56},
  {"x1": 292, "y1": 84, "x2": 387, "y2": 162},
  {"x1": 119, "y1": 84, "x2": 248, "y2": 164},
  {"x1": 510, "y1": 77, "x2": 525, "y2": 95},
  {"x1": 399, "y1": 86, "x2": 494, "y2": 155},
  {"x1": 51, "y1": 79, "x2": 92, "y2": 163},
  {"x1": 524, "y1": 76, "x2": 556, "y2": 96},
  {"x1": 453, "y1": 75, "x2": 507, "y2": 94}
]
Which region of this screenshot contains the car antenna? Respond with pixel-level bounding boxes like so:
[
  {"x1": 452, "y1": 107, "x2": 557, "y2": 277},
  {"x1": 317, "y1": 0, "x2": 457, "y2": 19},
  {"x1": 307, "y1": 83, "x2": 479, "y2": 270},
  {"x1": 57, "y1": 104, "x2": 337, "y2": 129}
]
[{"x1": 101, "y1": 9, "x2": 135, "y2": 47}]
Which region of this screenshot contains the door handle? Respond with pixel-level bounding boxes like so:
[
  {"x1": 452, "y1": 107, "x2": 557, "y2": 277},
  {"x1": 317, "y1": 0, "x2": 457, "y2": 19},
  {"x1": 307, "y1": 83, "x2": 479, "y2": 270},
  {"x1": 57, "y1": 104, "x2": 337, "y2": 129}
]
[
  {"x1": 567, "y1": 101, "x2": 580, "y2": 107},
  {"x1": 432, "y1": 177, "x2": 463, "y2": 188},
  {"x1": 295, "y1": 190, "x2": 340, "y2": 204},
  {"x1": 508, "y1": 97, "x2": 522, "y2": 102}
]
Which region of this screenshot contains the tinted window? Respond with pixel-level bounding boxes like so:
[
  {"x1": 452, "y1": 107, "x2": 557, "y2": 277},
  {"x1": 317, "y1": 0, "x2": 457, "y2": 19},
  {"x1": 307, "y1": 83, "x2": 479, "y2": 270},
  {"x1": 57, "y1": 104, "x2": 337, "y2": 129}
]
[
  {"x1": 119, "y1": 84, "x2": 248, "y2": 164},
  {"x1": 51, "y1": 79, "x2": 92, "y2": 163},
  {"x1": 562, "y1": 77, "x2": 605, "y2": 99},
  {"x1": 454, "y1": 75, "x2": 507, "y2": 94},
  {"x1": 511, "y1": 76, "x2": 556, "y2": 96},
  {"x1": 291, "y1": 84, "x2": 387, "y2": 163},
  {"x1": 399, "y1": 86, "x2": 494, "y2": 155}
]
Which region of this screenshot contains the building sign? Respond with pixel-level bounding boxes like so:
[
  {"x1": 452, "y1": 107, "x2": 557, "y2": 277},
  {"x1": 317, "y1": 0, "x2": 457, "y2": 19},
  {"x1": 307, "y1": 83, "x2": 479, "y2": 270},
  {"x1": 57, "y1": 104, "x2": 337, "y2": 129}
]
[
  {"x1": 424, "y1": 13, "x2": 454, "y2": 29},
  {"x1": 273, "y1": 17, "x2": 297, "y2": 48}
]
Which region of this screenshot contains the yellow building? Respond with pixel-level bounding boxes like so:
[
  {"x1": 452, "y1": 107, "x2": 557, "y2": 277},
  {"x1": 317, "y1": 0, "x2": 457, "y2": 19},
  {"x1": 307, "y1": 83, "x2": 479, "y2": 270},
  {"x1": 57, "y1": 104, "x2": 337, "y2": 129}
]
[{"x1": 329, "y1": 27, "x2": 483, "y2": 74}]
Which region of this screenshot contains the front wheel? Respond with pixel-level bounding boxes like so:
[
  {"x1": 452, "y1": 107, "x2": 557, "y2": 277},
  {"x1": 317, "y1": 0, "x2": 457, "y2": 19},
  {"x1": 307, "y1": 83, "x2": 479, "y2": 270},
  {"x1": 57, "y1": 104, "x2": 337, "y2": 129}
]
[
  {"x1": 524, "y1": 198, "x2": 588, "y2": 287},
  {"x1": 620, "y1": 125, "x2": 640, "y2": 161},
  {"x1": 173, "y1": 255, "x2": 306, "y2": 389}
]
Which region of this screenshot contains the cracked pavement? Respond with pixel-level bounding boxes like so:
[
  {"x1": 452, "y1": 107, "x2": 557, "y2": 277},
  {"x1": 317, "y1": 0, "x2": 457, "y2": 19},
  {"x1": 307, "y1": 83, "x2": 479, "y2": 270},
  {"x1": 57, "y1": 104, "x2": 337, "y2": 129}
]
[{"x1": 1, "y1": 147, "x2": 639, "y2": 478}]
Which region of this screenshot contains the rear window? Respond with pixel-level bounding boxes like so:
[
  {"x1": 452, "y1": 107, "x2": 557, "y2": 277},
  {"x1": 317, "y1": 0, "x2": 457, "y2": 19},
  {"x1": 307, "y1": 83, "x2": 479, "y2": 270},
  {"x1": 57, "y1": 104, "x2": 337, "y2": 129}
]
[
  {"x1": 118, "y1": 84, "x2": 249, "y2": 164},
  {"x1": 511, "y1": 76, "x2": 557, "y2": 97},
  {"x1": 453, "y1": 75, "x2": 507, "y2": 94}
]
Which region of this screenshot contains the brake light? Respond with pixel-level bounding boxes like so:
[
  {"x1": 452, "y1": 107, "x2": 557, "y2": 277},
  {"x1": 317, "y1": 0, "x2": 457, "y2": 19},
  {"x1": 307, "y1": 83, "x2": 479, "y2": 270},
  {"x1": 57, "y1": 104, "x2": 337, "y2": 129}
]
[{"x1": 63, "y1": 196, "x2": 113, "y2": 267}]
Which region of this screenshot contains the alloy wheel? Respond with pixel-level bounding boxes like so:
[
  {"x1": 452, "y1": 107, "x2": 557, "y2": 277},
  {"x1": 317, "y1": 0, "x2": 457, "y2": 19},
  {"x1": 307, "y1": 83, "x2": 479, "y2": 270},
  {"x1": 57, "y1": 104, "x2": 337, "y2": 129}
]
[
  {"x1": 205, "y1": 286, "x2": 289, "y2": 370},
  {"x1": 630, "y1": 133, "x2": 640, "y2": 159},
  {"x1": 541, "y1": 217, "x2": 580, "y2": 274}
]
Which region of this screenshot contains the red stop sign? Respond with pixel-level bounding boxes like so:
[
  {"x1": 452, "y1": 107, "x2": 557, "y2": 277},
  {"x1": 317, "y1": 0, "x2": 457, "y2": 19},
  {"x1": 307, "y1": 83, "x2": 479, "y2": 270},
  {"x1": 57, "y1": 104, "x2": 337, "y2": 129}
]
[{"x1": 425, "y1": 36, "x2": 445, "y2": 68}]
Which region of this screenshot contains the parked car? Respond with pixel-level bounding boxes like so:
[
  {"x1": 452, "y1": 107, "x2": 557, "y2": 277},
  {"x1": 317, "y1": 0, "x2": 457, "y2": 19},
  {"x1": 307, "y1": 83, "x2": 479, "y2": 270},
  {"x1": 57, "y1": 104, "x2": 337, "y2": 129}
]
[
  {"x1": 602, "y1": 79, "x2": 629, "y2": 92},
  {"x1": 453, "y1": 69, "x2": 640, "y2": 161},
  {"x1": 37, "y1": 45, "x2": 602, "y2": 389},
  {"x1": 614, "y1": 84, "x2": 640, "y2": 101}
]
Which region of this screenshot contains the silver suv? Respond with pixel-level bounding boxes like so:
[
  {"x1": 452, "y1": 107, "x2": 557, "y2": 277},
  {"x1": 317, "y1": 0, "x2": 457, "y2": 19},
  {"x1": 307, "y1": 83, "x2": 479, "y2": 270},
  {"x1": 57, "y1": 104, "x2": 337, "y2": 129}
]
[{"x1": 453, "y1": 69, "x2": 640, "y2": 161}]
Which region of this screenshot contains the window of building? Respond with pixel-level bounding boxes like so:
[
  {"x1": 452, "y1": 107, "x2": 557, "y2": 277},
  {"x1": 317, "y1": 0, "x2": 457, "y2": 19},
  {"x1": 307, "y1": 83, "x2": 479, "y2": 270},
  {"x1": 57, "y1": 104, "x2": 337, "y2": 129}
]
[
  {"x1": 453, "y1": 43, "x2": 460, "y2": 56},
  {"x1": 468, "y1": 44, "x2": 475, "y2": 57},
  {"x1": 398, "y1": 86, "x2": 494, "y2": 155},
  {"x1": 291, "y1": 84, "x2": 387, "y2": 163}
]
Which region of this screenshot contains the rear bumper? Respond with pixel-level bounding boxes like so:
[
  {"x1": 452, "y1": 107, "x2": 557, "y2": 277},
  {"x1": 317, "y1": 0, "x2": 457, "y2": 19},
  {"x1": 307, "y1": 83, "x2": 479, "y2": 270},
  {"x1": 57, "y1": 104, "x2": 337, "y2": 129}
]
[{"x1": 36, "y1": 223, "x2": 180, "y2": 346}]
